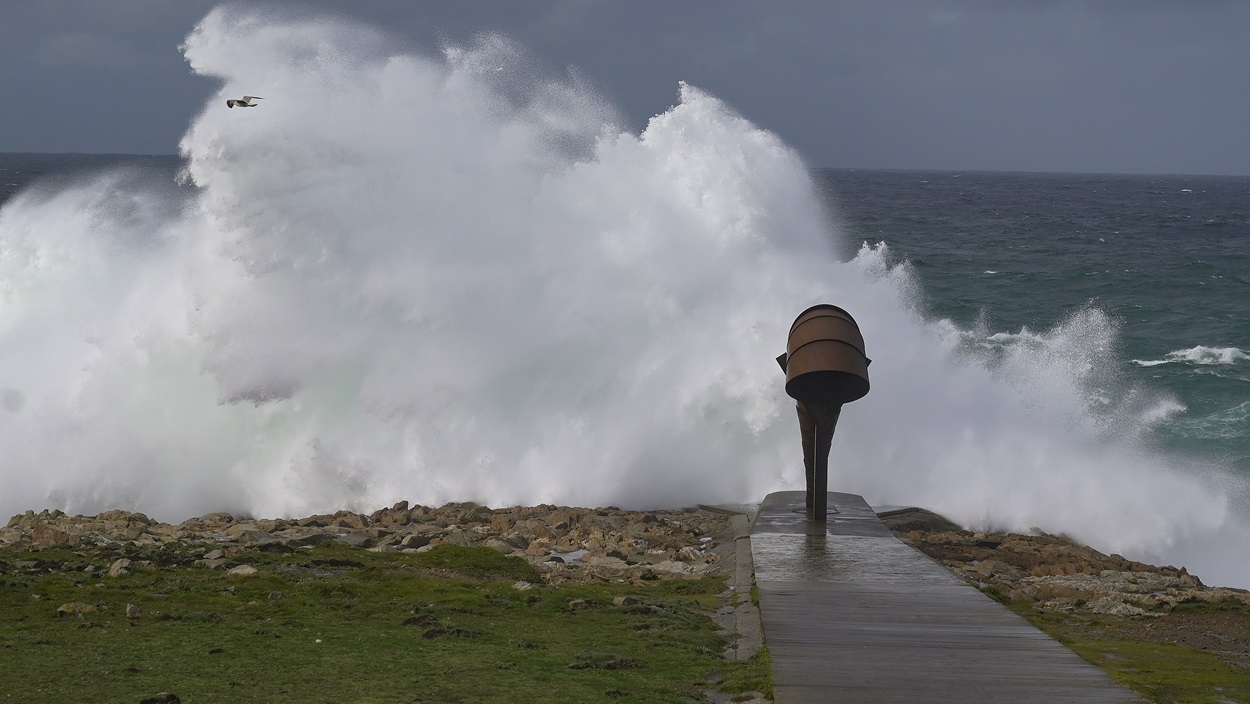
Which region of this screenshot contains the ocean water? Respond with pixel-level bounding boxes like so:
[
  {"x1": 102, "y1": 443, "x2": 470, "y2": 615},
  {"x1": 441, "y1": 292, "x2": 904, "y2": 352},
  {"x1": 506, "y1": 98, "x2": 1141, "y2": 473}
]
[
  {"x1": 1, "y1": 7, "x2": 1248, "y2": 587},
  {"x1": 815, "y1": 169, "x2": 1250, "y2": 473}
]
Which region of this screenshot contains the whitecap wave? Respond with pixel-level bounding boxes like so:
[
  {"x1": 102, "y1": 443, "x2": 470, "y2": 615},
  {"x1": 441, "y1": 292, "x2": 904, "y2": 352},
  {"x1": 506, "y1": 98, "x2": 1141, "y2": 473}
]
[
  {"x1": 1133, "y1": 346, "x2": 1248, "y2": 366},
  {"x1": 1171, "y1": 346, "x2": 1248, "y2": 365},
  {"x1": 1, "y1": 5, "x2": 1248, "y2": 589}
]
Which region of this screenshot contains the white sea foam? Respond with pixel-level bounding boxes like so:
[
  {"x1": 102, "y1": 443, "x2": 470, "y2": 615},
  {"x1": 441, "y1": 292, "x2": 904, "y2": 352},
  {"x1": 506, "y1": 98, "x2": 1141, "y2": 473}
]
[
  {"x1": 1, "y1": 6, "x2": 1248, "y2": 588},
  {"x1": 1173, "y1": 346, "x2": 1247, "y2": 365},
  {"x1": 1133, "y1": 347, "x2": 1248, "y2": 367}
]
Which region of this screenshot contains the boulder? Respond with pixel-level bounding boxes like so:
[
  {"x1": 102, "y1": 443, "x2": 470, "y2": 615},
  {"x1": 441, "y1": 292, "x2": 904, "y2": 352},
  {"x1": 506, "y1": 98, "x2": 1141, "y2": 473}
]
[
  {"x1": 31, "y1": 524, "x2": 76, "y2": 550},
  {"x1": 232, "y1": 528, "x2": 279, "y2": 545},
  {"x1": 335, "y1": 534, "x2": 372, "y2": 548},
  {"x1": 399, "y1": 534, "x2": 432, "y2": 550},
  {"x1": 676, "y1": 546, "x2": 704, "y2": 562},
  {"x1": 330, "y1": 512, "x2": 367, "y2": 530},
  {"x1": 282, "y1": 532, "x2": 334, "y2": 548},
  {"x1": 482, "y1": 538, "x2": 514, "y2": 554}
]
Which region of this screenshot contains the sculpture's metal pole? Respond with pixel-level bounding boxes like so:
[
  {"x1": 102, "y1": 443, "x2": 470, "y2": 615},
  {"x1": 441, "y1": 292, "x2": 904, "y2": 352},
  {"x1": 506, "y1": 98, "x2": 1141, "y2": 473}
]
[
  {"x1": 780, "y1": 304, "x2": 869, "y2": 523},
  {"x1": 812, "y1": 419, "x2": 828, "y2": 521},
  {"x1": 809, "y1": 405, "x2": 839, "y2": 522}
]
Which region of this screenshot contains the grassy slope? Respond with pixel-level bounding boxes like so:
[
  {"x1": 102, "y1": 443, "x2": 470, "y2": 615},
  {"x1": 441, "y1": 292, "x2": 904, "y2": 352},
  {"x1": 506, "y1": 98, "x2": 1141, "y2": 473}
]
[{"x1": 1, "y1": 543, "x2": 768, "y2": 704}]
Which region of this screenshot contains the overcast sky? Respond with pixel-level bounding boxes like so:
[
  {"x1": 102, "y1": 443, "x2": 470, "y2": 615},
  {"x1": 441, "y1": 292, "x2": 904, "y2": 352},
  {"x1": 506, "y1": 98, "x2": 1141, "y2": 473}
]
[{"x1": 2, "y1": 1, "x2": 1248, "y2": 175}]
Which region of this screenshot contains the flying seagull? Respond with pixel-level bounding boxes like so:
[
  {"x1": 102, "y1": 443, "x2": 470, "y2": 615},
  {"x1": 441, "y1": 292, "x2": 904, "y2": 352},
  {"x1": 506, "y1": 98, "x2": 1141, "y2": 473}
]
[{"x1": 226, "y1": 96, "x2": 263, "y2": 108}]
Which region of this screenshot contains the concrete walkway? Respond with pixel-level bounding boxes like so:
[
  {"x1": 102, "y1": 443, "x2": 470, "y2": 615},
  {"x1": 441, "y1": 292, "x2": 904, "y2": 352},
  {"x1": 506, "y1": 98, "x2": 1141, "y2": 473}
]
[{"x1": 751, "y1": 491, "x2": 1145, "y2": 703}]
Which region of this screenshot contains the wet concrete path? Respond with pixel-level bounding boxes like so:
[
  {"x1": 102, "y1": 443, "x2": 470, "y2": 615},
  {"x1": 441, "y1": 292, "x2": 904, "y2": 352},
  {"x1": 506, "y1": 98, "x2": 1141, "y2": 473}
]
[{"x1": 752, "y1": 491, "x2": 1144, "y2": 703}]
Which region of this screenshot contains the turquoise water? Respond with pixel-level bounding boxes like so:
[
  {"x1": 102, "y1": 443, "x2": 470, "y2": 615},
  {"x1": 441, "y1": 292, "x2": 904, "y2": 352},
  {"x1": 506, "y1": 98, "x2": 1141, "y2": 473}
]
[{"x1": 816, "y1": 169, "x2": 1250, "y2": 476}]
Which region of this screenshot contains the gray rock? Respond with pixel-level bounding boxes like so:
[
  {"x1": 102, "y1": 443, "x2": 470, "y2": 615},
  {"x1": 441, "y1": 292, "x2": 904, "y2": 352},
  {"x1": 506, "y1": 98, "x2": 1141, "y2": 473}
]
[
  {"x1": 399, "y1": 534, "x2": 431, "y2": 549},
  {"x1": 108, "y1": 558, "x2": 132, "y2": 578},
  {"x1": 236, "y1": 529, "x2": 279, "y2": 544},
  {"x1": 284, "y1": 533, "x2": 334, "y2": 548},
  {"x1": 584, "y1": 555, "x2": 628, "y2": 570},
  {"x1": 483, "y1": 538, "x2": 514, "y2": 554},
  {"x1": 335, "y1": 534, "x2": 373, "y2": 548},
  {"x1": 1086, "y1": 596, "x2": 1149, "y2": 617},
  {"x1": 676, "y1": 546, "x2": 704, "y2": 562},
  {"x1": 441, "y1": 529, "x2": 475, "y2": 546},
  {"x1": 228, "y1": 564, "x2": 258, "y2": 576}
]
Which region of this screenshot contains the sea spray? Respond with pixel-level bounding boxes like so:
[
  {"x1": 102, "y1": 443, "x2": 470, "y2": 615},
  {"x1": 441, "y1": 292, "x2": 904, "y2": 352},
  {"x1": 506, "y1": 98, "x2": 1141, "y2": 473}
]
[
  {"x1": 2, "y1": 7, "x2": 834, "y2": 521},
  {"x1": 1, "y1": 6, "x2": 1247, "y2": 588}
]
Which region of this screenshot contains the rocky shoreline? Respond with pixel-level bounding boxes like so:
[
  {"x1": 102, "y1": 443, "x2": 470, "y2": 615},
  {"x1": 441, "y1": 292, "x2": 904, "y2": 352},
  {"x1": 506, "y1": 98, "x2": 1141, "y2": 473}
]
[
  {"x1": 9, "y1": 501, "x2": 1250, "y2": 616},
  {"x1": 878, "y1": 507, "x2": 1250, "y2": 616},
  {"x1": 1, "y1": 502, "x2": 736, "y2": 587}
]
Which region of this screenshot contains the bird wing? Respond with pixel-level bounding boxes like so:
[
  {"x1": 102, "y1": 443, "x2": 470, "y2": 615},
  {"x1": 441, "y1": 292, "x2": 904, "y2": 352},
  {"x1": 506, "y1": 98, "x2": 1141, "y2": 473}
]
[{"x1": 241, "y1": 96, "x2": 264, "y2": 102}]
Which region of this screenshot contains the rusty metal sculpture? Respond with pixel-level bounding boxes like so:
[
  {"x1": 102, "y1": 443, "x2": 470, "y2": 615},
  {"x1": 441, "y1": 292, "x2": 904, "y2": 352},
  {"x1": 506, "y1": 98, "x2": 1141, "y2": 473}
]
[{"x1": 777, "y1": 304, "x2": 870, "y2": 521}]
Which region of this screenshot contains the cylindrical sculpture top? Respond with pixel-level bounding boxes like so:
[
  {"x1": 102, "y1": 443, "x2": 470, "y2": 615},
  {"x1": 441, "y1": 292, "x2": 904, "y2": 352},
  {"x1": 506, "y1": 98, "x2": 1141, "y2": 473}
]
[{"x1": 783, "y1": 304, "x2": 870, "y2": 406}]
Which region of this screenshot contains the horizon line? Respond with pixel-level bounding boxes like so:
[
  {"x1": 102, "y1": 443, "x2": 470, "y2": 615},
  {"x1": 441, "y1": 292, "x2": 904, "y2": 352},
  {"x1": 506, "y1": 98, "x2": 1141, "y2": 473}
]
[{"x1": 2, "y1": 150, "x2": 1247, "y2": 179}]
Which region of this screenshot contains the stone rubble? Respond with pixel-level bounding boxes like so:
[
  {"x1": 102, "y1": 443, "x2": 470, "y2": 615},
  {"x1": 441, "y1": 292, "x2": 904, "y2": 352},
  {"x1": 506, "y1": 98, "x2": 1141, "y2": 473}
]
[
  {"x1": 892, "y1": 522, "x2": 1250, "y2": 616},
  {"x1": 1, "y1": 501, "x2": 734, "y2": 586}
]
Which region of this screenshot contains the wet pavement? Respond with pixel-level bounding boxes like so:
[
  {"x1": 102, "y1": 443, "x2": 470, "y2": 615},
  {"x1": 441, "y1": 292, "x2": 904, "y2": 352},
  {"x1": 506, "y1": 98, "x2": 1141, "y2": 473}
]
[{"x1": 752, "y1": 491, "x2": 1144, "y2": 703}]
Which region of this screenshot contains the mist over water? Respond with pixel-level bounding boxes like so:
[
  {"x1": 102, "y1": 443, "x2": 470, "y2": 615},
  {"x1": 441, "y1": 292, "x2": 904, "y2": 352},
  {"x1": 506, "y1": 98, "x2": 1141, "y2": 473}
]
[{"x1": 2, "y1": 7, "x2": 1247, "y2": 587}]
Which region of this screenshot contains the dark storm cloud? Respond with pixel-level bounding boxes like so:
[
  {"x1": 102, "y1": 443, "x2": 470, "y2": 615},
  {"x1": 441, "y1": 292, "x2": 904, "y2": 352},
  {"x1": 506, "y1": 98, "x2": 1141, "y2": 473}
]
[
  {"x1": 0, "y1": 0, "x2": 218, "y2": 154},
  {"x1": 2, "y1": 1, "x2": 1248, "y2": 174}
]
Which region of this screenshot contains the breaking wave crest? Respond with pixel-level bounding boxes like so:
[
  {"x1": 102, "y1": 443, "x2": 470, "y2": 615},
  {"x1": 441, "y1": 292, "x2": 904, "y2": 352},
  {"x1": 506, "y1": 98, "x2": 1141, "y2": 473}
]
[
  {"x1": 1133, "y1": 346, "x2": 1250, "y2": 367},
  {"x1": 1, "y1": 6, "x2": 1248, "y2": 587}
]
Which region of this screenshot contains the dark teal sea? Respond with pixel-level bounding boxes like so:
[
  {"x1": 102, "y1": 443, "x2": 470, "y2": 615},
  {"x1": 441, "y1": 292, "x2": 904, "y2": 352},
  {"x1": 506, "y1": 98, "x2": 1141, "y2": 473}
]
[{"x1": 815, "y1": 168, "x2": 1250, "y2": 477}]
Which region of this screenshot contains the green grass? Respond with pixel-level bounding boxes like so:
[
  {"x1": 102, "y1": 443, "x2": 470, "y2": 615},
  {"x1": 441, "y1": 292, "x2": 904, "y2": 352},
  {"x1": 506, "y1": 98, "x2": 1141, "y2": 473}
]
[
  {"x1": 1070, "y1": 637, "x2": 1250, "y2": 704},
  {"x1": 1, "y1": 543, "x2": 752, "y2": 703},
  {"x1": 1170, "y1": 599, "x2": 1250, "y2": 616},
  {"x1": 1007, "y1": 606, "x2": 1250, "y2": 703},
  {"x1": 714, "y1": 647, "x2": 772, "y2": 700}
]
